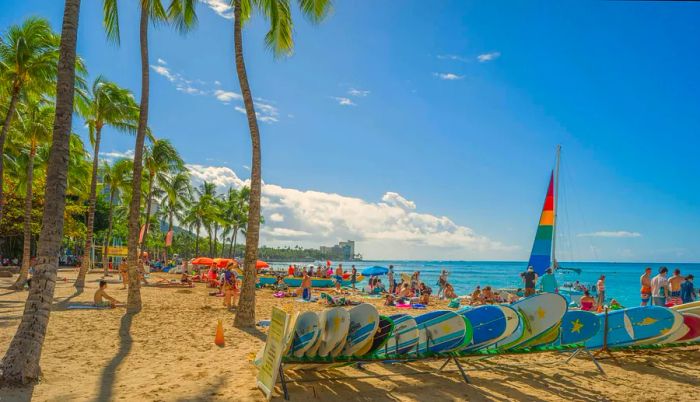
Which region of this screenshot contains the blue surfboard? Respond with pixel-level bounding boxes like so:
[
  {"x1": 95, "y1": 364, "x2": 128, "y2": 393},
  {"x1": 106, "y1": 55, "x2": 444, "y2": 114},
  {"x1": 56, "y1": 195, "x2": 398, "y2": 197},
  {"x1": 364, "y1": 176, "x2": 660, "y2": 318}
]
[
  {"x1": 414, "y1": 310, "x2": 469, "y2": 353},
  {"x1": 457, "y1": 305, "x2": 508, "y2": 351},
  {"x1": 559, "y1": 310, "x2": 600, "y2": 345},
  {"x1": 585, "y1": 306, "x2": 682, "y2": 349}
]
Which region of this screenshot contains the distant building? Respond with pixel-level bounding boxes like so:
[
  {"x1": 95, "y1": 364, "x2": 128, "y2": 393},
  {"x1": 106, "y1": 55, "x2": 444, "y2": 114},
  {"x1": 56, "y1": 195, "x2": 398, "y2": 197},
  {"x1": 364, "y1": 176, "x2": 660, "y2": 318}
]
[{"x1": 320, "y1": 240, "x2": 360, "y2": 261}]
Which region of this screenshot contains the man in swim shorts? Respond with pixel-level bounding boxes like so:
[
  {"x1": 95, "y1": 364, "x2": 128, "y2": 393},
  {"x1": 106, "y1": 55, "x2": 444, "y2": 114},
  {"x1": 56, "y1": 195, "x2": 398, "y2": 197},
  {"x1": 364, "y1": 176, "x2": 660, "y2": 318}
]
[
  {"x1": 651, "y1": 267, "x2": 669, "y2": 306},
  {"x1": 640, "y1": 267, "x2": 652, "y2": 306},
  {"x1": 301, "y1": 272, "x2": 312, "y2": 300},
  {"x1": 668, "y1": 268, "x2": 684, "y2": 306},
  {"x1": 94, "y1": 280, "x2": 121, "y2": 308}
]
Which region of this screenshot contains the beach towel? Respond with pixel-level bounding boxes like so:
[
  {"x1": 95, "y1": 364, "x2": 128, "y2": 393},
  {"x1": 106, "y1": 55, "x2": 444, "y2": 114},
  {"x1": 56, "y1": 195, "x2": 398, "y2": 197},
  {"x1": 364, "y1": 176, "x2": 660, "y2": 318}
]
[{"x1": 67, "y1": 304, "x2": 111, "y2": 310}]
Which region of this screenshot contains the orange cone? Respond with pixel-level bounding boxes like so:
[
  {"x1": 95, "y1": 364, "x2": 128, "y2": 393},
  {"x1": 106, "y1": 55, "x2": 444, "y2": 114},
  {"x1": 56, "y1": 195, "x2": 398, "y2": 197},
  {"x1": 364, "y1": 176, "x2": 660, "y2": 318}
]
[{"x1": 215, "y1": 319, "x2": 225, "y2": 346}]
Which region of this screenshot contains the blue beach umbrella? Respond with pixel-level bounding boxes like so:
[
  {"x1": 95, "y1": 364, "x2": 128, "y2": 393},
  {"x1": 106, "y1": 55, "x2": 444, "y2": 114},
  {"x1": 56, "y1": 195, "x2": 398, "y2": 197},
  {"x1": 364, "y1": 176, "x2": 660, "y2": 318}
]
[{"x1": 362, "y1": 266, "x2": 389, "y2": 276}]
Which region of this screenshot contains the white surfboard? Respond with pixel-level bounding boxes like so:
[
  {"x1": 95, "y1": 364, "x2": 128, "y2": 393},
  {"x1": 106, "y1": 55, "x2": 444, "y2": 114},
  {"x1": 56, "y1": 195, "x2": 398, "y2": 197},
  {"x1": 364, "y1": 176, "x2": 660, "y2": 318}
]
[
  {"x1": 287, "y1": 311, "x2": 320, "y2": 358},
  {"x1": 495, "y1": 293, "x2": 568, "y2": 350},
  {"x1": 342, "y1": 303, "x2": 380, "y2": 356},
  {"x1": 317, "y1": 307, "x2": 350, "y2": 357}
]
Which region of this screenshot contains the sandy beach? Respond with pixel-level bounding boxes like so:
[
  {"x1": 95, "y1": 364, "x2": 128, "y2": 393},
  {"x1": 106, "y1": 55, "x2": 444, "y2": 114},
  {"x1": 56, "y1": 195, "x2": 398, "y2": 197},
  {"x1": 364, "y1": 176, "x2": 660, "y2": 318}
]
[{"x1": 1, "y1": 269, "x2": 699, "y2": 402}]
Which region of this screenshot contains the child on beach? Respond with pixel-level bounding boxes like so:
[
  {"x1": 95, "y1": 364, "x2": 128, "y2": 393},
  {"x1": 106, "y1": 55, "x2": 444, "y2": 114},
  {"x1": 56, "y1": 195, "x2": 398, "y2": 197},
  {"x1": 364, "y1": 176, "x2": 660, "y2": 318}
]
[{"x1": 94, "y1": 280, "x2": 121, "y2": 308}]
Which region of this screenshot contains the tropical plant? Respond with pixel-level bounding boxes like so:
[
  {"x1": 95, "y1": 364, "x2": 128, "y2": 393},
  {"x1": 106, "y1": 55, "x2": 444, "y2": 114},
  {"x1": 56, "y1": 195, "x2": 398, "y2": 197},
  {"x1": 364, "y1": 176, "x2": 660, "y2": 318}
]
[
  {"x1": 183, "y1": 181, "x2": 216, "y2": 257},
  {"x1": 0, "y1": 0, "x2": 83, "y2": 384},
  {"x1": 157, "y1": 170, "x2": 191, "y2": 260},
  {"x1": 231, "y1": 0, "x2": 332, "y2": 327},
  {"x1": 9, "y1": 100, "x2": 54, "y2": 289},
  {"x1": 221, "y1": 186, "x2": 250, "y2": 258},
  {"x1": 74, "y1": 76, "x2": 138, "y2": 288},
  {"x1": 100, "y1": 158, "x2": 133, "y2": 275},
  {"x1": 103, "y1": 0, "x2": 198, "y2": 312}
]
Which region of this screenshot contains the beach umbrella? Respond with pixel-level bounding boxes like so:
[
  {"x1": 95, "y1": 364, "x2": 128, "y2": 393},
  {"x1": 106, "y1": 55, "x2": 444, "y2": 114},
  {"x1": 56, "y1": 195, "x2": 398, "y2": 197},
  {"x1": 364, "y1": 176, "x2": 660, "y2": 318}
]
[
  {"x1": 213, "y1": 258, "x2": 234, "y2": 268},
  {"x1": 192, "y1": 257, "x2": 214, "y2": 265},
  {"x1": 362, "y1": 266, "x2": 389, "y2": 276},
  {"x1": 256, "y1": 260, "x2": 270, "y2": 269}
]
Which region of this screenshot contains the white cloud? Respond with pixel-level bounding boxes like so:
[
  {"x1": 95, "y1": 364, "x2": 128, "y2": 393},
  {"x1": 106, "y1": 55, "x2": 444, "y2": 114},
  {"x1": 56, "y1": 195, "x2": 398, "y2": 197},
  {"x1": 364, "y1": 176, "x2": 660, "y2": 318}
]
[
  {"x1": 437, "y1": 54, "x2": 468, "y2": 62},
  {"x1": 214, "y1": 89, "x2": 242, "y2": 102},
  {"x1": 477, "y1": 51, "x2": 501, "y2": 62},
  {"x1": 214, "y1": 80, "x2": 221, "y2": 86},
  {"x1": 348, "y1": 88, "x2": 370, "y2": 97},
  {"x1": 269, "y1": 213, "x2": 285, "y2": 222},
  {"x1": 433, "y1": 72, "x2": 464, "y2": 80},
  {"x1": 242, "y1": 165, "x2": 250, "y2": 171},
  {"x1": 381, "y1": 192, "x2": 416, "y2": 210},
  {"x1": 202, "y1": 0, "x2": 233, "y2": 19},
  {"x1": 151, "y1": 65, "x2": 176, "y2": 82},
  {"x1": 577, "y1": 231, "x2": 642, "y2": 238},
  {"x1": 187, "y1": 164, "x2": 245, "y2": 191},
  {"x1": 157, "y1": 58, "x2": 167, "y2": 65},
  {"x1": 100, "y1": 149, "x2": 134, "y2": 161},
  {"x1": 332, "y1": 97, "x2": 356, "y2": 106},
  {"x1": 151, "y1": 64, "x2": 206, "y2": 95}
]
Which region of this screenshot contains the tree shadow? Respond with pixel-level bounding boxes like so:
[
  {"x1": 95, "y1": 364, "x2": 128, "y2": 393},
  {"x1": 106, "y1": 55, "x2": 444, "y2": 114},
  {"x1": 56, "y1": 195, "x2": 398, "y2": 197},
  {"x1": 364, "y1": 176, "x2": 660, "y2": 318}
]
[
  {"x1": 94, "y1": 311, "x2": 136, "y2": 402},
  {"x1": 52, "y1": 288, "x2": 84, "y2": 311},
  {"x1": 238, "y1": 326, "x2": 267, "y2": 343},
  {"x1": 0, "y1": 382, "x2": 36, "y2": 402}
]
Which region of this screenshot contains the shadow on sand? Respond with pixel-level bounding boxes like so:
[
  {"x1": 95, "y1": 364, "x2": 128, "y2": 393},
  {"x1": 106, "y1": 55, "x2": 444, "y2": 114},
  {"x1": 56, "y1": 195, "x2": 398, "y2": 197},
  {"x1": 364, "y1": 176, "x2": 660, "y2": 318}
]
[{"x1": 94, "y1": 311, "x2": 136, "y2": 402}]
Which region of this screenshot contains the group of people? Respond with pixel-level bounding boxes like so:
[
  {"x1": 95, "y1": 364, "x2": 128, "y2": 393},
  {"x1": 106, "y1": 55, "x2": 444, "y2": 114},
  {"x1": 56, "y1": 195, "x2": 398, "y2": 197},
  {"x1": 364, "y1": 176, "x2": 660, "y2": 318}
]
[{"x1": 641, "y1": 266, "x2": 696, "y2": 306}]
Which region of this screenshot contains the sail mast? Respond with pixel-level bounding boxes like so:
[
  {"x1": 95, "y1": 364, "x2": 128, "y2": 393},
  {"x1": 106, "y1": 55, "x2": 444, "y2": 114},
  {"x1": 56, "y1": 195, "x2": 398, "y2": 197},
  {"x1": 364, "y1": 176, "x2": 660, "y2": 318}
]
[{"x1": 552, "y1": 145, "x2": 561, "y2": 270}]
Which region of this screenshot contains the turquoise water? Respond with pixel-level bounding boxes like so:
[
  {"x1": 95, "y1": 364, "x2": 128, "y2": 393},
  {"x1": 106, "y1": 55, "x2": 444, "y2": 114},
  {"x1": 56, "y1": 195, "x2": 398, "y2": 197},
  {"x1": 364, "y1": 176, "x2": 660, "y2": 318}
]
[{"x1": 269, "y1": 261, "x2": 700, "y2": 307}]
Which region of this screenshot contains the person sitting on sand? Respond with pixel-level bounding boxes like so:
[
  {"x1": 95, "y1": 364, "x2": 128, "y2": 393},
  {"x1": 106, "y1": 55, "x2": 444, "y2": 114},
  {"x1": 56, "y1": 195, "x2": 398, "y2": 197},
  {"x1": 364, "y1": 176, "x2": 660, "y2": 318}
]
[
  {"x1": 274, "y1": 275, "x2": 288, "y2": 291},
  {"x1": 418, "y1": 282, "x2": 431, "y2": 305},
  {"x1": 301, "y1": 272, "x2": 312, "y2": 301},
  {"x1": 481, "y1": 286, "x2": 495, "y2": 303},
  {"x1": 609, "y1": 299, "x2": 623, "y2": 310},
  {"x1": 385, "y1": 294, "x2": 396, "y2": 306},
  {"x1": 94, "y1": 280, "x2": 121, "y2": 308},
  {"x1": 181, "y1": 271, "x2": 192, "y2": 286},
  {"x1": 580, "y1": 290, "x2": 595, "y2": 311},
  {"x1": 397, "y1": 283, "x2": 411, "y2": 303},
  {"x1": 444, "y1": 283, "x2": 457, "y2": 299},
  {"x1": 470, "y1": 286, "x2": 482, "y2": 305}
]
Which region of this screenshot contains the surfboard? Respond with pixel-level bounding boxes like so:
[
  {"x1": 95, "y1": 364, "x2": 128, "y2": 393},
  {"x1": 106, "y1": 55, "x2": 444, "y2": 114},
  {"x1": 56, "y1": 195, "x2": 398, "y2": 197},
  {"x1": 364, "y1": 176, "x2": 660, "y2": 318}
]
[
  {"x1": 363, "y1": 316, "x2": 395, "y2": 356},
  {"x1": 287, "y1": 311, "x2": 320, "y2": 358},
  {"x1": 341, "y1": 303, "x2": 380, "y2": 356},
  {"x1": 557, "y1": 310, "x2": 601, "y2": 346},
  {"x1": 496, "y1": 293, "x2": 568, "y2": 350},
  {"x1": 457, "y1": 305, "x2": 517, "y2": 351},
  {"x1": 585, "y1": 306, "x2": 682, "y2": 349},
  {"x1": 678, "y1": 313, "x2": 700, "y2": 342},
  {"x1": 673, "y1": 301, "x2": 700, "y2": 316},
  {"x1": 374, "y1": 314, "x2": 419, "y2": 357},
  {"x1": 316, "y1": 307, "x2": 350, "y2": 357},
  {"x1": 414, "y1": 310, "x2": 470, "y2": 354}
]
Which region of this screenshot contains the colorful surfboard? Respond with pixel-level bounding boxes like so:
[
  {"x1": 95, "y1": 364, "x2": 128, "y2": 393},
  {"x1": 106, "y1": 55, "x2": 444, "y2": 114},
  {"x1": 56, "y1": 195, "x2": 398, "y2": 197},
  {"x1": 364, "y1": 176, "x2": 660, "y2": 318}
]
[
  {"x1": 678, "y1": 313, "x2": 700, "y2": 342},
  {"x1": 584, "y1": 306, "x2": 682, "y2": 349},
  {"x1": 364, "y1": 316, "x2": 395, "y2": 356},
  {"x1": 558, "y1": 310, "x2": 601, "y2": 346},
  {"x1": 496, "y1": 293, "x2": 568, "y2": 350},
  {"x1": 414, "y1": 310, "x2": 471, "y2": 354},
  {"x1": 374, "y1": 314, "x2": 419, "y2": 357},
  {"x1": 341, "y1": 303, "x2": 380, "y2": 356},
  {"x1": 457, "y1": 305, "x2": 518, "y2": 351},
  {"x1": 673, "y1": 301, "x2": 700, "y2": 316},
  {"x1": 287, "y1": 311, "x2": 320, "y2": 358},
  {"x1": 317, "y1": 307, "x2": 350, "y2": 357}
]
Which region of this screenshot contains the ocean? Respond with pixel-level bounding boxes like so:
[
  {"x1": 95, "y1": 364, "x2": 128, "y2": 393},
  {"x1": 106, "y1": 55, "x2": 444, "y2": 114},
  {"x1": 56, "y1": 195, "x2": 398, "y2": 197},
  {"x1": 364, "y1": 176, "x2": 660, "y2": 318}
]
[{"x1": 268, "y1": 260, "x2": 700, "y2": 307}]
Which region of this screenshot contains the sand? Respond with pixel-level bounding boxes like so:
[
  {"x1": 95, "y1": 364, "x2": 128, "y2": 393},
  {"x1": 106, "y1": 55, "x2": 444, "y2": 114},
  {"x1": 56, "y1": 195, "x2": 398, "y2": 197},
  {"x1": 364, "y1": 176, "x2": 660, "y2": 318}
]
[{"x1": 1, "y1": 269, "x2": 699, "y2": 401}]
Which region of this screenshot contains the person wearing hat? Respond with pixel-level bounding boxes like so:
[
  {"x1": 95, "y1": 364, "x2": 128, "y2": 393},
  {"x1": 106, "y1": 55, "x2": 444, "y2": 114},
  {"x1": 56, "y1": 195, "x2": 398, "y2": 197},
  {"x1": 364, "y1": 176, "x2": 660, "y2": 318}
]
[{"x1": 521, "y1": 266, "x2": 538, "y2": 297}]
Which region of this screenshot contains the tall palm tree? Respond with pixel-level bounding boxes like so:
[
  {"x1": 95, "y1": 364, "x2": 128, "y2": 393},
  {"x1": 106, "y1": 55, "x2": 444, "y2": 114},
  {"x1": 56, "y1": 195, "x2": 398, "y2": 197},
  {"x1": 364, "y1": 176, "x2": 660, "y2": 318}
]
[
  {"x1": 0, "y1": 18, "x2": 60, "y2": 224},
  {"x1": 100, "y1": 158, "x2": 133, "y2": 275},
  {"x1": 232, "y1": 0, "x2": 332, "y2": 328},
  {"x1": 10, "y1": 101, "x2": 54, "y2": 289},
  {"x1": 157, "y1": 170, "x2": 191, "y2": 260},
  {"x1": 103, "y1": 0, "x2": 198, "y2": 312},
  {"x1": 141, "y1": 138, "x2": 184, "y2": 250},
  {"x1": 222, "y1": 186, "x2": 250, "y2": 258},
  {"x1": 183, "y1": 181, "x2": 215, "y2": 257},
  {"x1": 0, "y1": 0, "x2": 83, "y2": 384},
  {"x1": 74, "y1": 76, "x2": 138, "y2": 288}
]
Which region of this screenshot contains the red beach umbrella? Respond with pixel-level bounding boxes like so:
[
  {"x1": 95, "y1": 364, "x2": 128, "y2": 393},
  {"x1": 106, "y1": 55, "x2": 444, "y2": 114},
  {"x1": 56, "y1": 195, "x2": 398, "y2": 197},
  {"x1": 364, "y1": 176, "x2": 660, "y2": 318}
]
[
  {"x1": 256, "y1": 260, "x2": 270, "y2": 269},
  {"x1": 192, "y1": 257, "x2": 214, "y2": 265}
]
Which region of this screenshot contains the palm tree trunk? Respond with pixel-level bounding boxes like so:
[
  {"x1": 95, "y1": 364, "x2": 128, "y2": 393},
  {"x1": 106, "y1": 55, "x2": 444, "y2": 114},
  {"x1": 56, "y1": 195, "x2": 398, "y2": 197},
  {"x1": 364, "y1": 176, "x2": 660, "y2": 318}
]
[
  {"x1": 76, "y1": 124, "x2": 102, "y2": 288},
  {"x1": 141, "y1": 173, "x2": 154, "y2": 249},
  {"x1": 165, "y1": 211, "x2": 173, "y2": 262},
  {"x1": 0, "y1": 85, "x2": 21, "y2": 224},
  {"x1": 213, "y1": 224, "x2": 219, "y2": 257},
  {"x1": 102, "y1": 190, "x2": 115, "y2": 276},
  {"x1": 0, "y1": 0, "x2": 81, "y2": 383},
  {"x1": 195, "y1": 222, "x2": 200, "y2": 256},
  {"x1": 228, "y1": 227, "x2": 235, "y2": 258},
  {"x1": 126, "y1": 5, "x2": 150, "y2": 313},
  {"x1": 233, "y1": 0, "x2": 261, "y2": 329},
  {"x1": 12, "y1": 146, "x2": 36, "y2": 290},
  {"x1": 208, "y1": 226, "x2": 213, "y2": 256}
]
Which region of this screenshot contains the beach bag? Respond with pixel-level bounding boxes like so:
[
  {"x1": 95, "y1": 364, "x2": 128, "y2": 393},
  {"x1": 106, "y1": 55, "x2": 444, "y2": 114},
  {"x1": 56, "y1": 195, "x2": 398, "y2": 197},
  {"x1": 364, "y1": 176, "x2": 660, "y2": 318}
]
[{"x1": 448, "y1": 298, "x2": 460, "y2": 309}]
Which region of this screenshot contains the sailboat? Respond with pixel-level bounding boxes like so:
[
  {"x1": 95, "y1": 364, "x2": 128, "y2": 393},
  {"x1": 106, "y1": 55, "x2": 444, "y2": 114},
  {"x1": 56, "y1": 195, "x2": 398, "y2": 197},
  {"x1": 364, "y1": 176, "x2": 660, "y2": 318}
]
[{"x1": 526, "y1": 145, "x2": 581, "y2": 277}]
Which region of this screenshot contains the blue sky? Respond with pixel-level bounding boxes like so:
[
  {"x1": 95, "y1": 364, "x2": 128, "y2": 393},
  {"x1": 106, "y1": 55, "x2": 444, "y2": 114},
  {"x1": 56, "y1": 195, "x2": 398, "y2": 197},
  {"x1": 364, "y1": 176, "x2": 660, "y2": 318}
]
[{"x1": 2, "y1": 0, "x2": 699, "y2": 262}]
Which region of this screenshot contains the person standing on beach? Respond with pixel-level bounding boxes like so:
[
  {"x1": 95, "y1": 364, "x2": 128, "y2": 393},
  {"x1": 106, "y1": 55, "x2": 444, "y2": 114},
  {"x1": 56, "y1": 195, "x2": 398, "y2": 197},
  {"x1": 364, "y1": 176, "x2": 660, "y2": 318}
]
[
  {"x1": 596, "y1": 275, "x2": 606, "y2": 308},
  {"x1": 640, "y1": 267, "x2": 652, "y2": 306},
  {"x1": 668, "y1": 268, "x2": 684, "y2": 305},
  {"x1": 222, "y1": 264, "x2": 237, "y2": 310},
  {"x1": 539, "y1": 268, "x2": 558, "y2": 293},
  {"x1": 388, "y1": 265, "x2": 395, "y2": 294},
  {"x1": 437, "y1": 270, "x2": 449, "y2": 299},
  {"x1": 334, "y1": 264, "x2": 343, "y2": 292},
  {"x1": 651, "y1": 267, "x2": 670, "y2": 306},
  {"x1": 301, "y1": 271, "x2": 312, "y2": 301},
  {"x1": 681, "y1": 275, "x2": 696, "y2": 304},
  {"x1": 521, "y1": 266, "x2": 538, "y2": 297},
  {"x1": 350, "y1": 265, "x2": 357, "y2": 290}
]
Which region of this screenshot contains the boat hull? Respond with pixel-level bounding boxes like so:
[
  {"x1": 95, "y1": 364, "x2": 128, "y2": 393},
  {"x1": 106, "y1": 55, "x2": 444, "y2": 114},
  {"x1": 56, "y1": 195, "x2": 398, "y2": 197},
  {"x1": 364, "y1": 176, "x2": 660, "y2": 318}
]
[{"x1": 259, "y1": 274, "x2": 362, "y2": 288}]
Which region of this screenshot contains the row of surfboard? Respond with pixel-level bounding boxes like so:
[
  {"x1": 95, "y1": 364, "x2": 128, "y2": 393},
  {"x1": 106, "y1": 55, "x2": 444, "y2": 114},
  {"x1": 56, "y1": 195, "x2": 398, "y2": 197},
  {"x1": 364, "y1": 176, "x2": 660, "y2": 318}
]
[{"x1": 282, "y1": 294, "x2": 700, "y2": 362}]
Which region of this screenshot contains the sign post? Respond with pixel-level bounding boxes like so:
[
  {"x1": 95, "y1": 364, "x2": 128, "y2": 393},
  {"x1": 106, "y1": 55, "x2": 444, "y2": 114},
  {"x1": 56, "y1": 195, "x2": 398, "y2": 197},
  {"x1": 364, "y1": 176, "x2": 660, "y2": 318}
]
[{"x1": 257, "y1": 307, "x2": 290, "y2": 400}]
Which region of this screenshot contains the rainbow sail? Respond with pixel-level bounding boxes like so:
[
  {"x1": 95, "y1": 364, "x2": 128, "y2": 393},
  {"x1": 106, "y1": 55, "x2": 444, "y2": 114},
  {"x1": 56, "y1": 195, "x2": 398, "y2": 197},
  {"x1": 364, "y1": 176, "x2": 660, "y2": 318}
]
[{"x1": 527, "y1": 172, "x2": 555, "y2": 276}]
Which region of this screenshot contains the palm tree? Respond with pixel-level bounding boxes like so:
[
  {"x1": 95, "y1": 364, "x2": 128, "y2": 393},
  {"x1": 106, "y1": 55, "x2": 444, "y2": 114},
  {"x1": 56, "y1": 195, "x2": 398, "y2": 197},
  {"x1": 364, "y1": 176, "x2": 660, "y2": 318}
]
[
  {"x1": 103, "y1": 0, "x2": 198, "y2": 312},
  {"x1": 231, "y1": 0, "x2": 332, "y2": 328},
  {"x1": 183, "y1": 181, "x2": 215, "y2": 257},
  {"x1": 100, "y1": 158, "x2": 133, "y2": 275},
  {"x1": 222, "y1": 186, "x2": 250, "y2": 258},
  {"x1": 74, "y1": 76, "x2": 138, "y2": 288},
  {"x1": 141, "y1": 138, "x2": 184, "y2": 250},
  {"x1": 0, "y1": 0, "x2": 83, "y2": 384},
  {"x1": 10, "y1": 101, "x2": 54, "y2": 289},
  {"x1": 157, "y1": 170, "x2": 191, "y2": 260},
  {"x1": 0, "y1": 18, "x2": 60, "y2": 224}
]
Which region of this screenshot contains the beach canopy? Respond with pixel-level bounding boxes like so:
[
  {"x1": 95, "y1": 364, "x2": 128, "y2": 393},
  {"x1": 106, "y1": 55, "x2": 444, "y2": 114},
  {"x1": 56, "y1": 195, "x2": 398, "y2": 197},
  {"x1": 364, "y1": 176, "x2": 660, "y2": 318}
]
[
  {"x1": 192, "y1": 257, "x2": 214, "y2": 265},
  {"x1": 362, "y1": 266, "x2": 389, "y2": 276},
  {"x1": 256, "y1": 260, "x2": 270, "y2": 269},
  {"x1": 213, "y1": 258, "x2": 234, "y2": 268}
]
